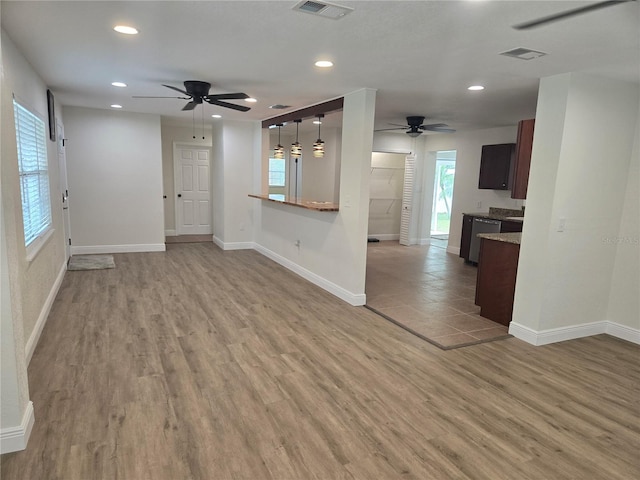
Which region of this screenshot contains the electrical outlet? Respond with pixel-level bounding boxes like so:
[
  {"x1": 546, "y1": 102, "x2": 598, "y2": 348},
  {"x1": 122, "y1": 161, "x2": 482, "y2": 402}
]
[{"x1": 477, "y1": 201, "x2": 482, "y2": 209}]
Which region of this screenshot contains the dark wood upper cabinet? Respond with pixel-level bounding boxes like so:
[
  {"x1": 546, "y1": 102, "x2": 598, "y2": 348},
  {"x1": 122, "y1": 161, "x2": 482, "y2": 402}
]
[
  {"x1": 478, "y1": 143, "x2": 515, "y2": 190},
  {"x1": 511, "y1": 119, "x2": 535, "y2": 199}
]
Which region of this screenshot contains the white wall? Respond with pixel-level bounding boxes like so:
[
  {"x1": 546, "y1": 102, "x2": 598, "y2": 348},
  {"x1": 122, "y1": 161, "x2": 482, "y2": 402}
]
[
  {"x1": 212, "y1": 119, "x2": 258, "y2": 248},
  {"x1": 253, "y1": 89, "x2": 376, "y2": 305},
  {"x1": 511, "y1": 73, "x2": 639, "y2": 345},
  {"x1": 1, "y1": 29, "x2": 66, "y2": 451},
  {"x1": 160, "y1": 122, "x2": 213, "y2": 233},
  {"x1": 607, "y1": 123, "x2": 639, "y2": 332},
  {"x1": 63, "y1": 106, "x2": 165, "y2": 253}
]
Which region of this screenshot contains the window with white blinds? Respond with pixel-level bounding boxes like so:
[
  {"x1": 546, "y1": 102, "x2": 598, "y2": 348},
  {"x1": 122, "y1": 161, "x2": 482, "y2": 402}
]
[{"x1": 13, "y1": 99, "x2": 52, "y2": 247}]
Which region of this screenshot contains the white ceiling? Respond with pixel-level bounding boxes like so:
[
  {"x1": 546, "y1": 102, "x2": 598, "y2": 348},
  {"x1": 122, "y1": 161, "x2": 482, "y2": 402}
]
[{"x1": 2, "y1": 1, "x2": 638, "y2": 133}]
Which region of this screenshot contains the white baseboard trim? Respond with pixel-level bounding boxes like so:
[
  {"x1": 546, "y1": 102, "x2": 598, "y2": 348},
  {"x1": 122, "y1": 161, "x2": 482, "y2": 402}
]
[
  {"x1": 253, "y1": 244, "x2": 366, "y2": 306},
  {"x1": 509, "y1": 320, "x2": 640, "y2": 346},
  {"x1": 0, "y1": 401, "x2": 34, "y2": 454},
  {"x1": 25, "y1": 262, "x2": 66, "y2": 364},
  {"x1": 212, "y1": 236, "x2": 255, "y2": 251},
  {"x1": 368, "y1": 234, "x2": 400, "y2": 241},
  {"x1": 164, "y1": 229, "x2": 177, "y2": 237},
  {"x1": 70, "y1": 244, "x2": 166, "y2": 255},
  {"x1": 447, "y1": 246, "x2": 461, "y2": 255},
  {"x1": 604, "y1": 322, "x2": 640, "y2": 344}
]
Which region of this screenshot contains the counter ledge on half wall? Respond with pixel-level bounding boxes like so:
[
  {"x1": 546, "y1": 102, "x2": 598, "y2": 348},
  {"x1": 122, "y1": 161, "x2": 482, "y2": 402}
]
[{"x1": 249, "y1": 194, "x2": 339, "y2": 212}]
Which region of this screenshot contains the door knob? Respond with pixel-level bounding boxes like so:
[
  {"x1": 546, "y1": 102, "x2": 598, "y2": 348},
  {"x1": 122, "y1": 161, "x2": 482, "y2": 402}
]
[{"x1": 178, "y1": 194, "x2": 182, "y2": 198}]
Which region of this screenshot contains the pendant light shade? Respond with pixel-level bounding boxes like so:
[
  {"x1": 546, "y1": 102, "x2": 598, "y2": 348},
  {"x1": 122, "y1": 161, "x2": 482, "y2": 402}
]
[
  {"x1": 291, "y1": 119, "x2": 302, "y2": 159},
  {"x1": 273, "y1": 124, "x2": 284, "y2": 159},
  {"x1": 313, "y1": 114, "x2": 325, "y2": 158}
]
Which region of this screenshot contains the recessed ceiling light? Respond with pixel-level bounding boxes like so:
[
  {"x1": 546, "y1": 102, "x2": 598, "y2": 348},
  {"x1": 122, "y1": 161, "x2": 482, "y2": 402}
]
[
  {"x1": 315, "y1": 60, "x2": 334, "y2": 68},
  {"x1": 113, "y1": 25, "x2": 138, "y2": 35},
  {"x1": 211, "y1": 114, "x2": 222, "y2": 118},
  {"x1": 245, "y1": 97, "x2": 257, "y2": 103},
  {"x1": 110, "y1": 104, "x2": 123, "y2": 109},
  {"x1": 111, "y1": 82, "x2": 127, "y2": 88},
  {"x1": 468, "y1": 85, "x2": 485, "y2": 91}
]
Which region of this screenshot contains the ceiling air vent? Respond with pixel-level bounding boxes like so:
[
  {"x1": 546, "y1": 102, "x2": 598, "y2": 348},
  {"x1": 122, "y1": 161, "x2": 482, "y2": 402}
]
[
  {"x1": 500, "y1": 47, "x2": 548, "y2": 61},
  {"x1": 269, "y1": 104, "x2": 291, "y2": 110},
  {"x1": 293, "y1": 0, "x2": 354, "y2": 19}
]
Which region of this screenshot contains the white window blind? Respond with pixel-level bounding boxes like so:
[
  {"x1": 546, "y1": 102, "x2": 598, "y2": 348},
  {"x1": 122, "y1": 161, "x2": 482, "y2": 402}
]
[{"x1": 13, "y1": 99, "x2": 52, "y2": 246}]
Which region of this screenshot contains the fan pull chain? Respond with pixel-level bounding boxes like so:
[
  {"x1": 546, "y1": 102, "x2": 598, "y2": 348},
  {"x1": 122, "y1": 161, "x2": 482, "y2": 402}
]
[
  {"x1": 192, "y1": 109, "x2": 196, "y2": 139},
  {"x1": 202, "y1": 106, "x2": 205, "y2": 140}
]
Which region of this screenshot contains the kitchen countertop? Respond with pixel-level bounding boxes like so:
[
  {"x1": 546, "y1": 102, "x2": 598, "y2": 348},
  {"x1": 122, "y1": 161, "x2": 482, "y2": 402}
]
[
  {"x1": 477, "y1": 232, "x2": 522, "y2": 245},
  {"x1": 463, "y1": 207, "x2": 524, "y2": 222},
  {"x1": 249, "y1": 194, "x2": 339, "y2": 212}
]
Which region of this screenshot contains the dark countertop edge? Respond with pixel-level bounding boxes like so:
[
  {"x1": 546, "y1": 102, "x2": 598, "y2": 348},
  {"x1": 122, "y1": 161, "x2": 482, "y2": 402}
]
[
  {"x1": 463, "y1": 212, "x2": 524, "y2": 222},
  {"x1": 477, "y1": 232, "x2": 522, "y2": 245}
]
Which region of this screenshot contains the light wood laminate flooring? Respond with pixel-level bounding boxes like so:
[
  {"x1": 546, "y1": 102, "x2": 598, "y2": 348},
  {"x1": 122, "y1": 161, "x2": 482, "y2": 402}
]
[
  {"x1": 366, "y1": 241, "x2": 509, "y2": 348},
  {"x1": 2, "y1": 243, "x2": 639, "y2": 479}
]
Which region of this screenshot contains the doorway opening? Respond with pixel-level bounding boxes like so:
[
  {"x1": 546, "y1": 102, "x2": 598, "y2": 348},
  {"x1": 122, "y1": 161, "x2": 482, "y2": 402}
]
[{"x1": 430, "y1": 150, "x2": 456, "y2": 247}]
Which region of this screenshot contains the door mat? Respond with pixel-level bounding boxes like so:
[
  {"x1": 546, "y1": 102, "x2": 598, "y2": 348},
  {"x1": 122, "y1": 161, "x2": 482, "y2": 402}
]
[{"x1": 68, "y1": 254, "x2": 115, "y2": 271}]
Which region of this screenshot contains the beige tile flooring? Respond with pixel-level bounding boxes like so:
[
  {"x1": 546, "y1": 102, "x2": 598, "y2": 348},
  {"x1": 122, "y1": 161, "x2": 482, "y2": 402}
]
[{"x1": 366, "y1": 240, "x2": 510, "y2": 349}]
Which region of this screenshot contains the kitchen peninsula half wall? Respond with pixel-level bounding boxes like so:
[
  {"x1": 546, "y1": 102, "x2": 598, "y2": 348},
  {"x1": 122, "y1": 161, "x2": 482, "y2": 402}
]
[{"x1": 248, "y1": 194, "x2": 338, "y2": 212}]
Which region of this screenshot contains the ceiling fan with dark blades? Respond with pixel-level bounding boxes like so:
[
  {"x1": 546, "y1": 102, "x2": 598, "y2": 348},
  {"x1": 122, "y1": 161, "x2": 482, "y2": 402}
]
[
  {"x1": 376, "y1": 116, "x2": 456, "y2": 137},
  {"x1": 513, "y1": 0, "x2": 636, "y2": 30},
  {"x1": 133, "y1": 80, "x2": 251, "y2": 112}
]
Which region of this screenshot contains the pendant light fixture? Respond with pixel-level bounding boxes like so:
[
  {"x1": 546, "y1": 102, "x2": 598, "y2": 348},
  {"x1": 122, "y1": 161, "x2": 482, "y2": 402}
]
[
  {"x1": 313, "y1": 114, "x2": 325, "y2": 158},
  {"x1": 273, "y1": 124, "x2": 284, "y2": 159},
  {"x1": 291, "y1": 119, "x2": 302, "y2": 159}
]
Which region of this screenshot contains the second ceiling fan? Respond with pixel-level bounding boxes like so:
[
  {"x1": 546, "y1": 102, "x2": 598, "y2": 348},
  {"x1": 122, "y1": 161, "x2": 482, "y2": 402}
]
[
  {"x1": 134, "y1": 80, "x2": 251, "y2": 112},
  {"x1": 377, "y1": 116, "x2": 456, "y2": 137}
]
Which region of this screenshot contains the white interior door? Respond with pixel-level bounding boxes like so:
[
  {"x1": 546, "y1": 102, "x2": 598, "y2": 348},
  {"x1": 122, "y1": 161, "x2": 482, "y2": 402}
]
[
  {"x1": 57, "y1": 122, "x2": 71, "y2": 260},
  {"x1": 174, "y1": 146, "x2": 212, "y2": 235}
]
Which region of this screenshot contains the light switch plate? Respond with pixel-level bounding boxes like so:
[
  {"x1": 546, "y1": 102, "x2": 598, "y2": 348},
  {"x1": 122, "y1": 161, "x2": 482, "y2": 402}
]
[{"x1": 557, "y1": 218, "x2": 566, "y2": 232}]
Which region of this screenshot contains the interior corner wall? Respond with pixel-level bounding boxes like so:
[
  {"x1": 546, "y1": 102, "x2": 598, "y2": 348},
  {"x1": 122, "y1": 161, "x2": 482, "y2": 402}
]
[
  {"x1": 160, "y1": 122, "x2": 213, "y2": 234},
  {"x1": 606, "y1": 115, "x2": 640, "y2": 331},
  {"x1": 63, "y1": 106, "x2": 165, "y2": 253},
  {"x1": 512, "y1": 73, "x2": 639, "y2": 341}
]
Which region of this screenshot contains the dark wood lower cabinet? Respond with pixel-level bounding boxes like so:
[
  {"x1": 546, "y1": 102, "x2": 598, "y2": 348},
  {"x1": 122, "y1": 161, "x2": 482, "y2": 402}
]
[
  {"x1": 460, "y1": 214, "x2": 474, "y2": 260},
  {"x1": 475, "y1": 238, "x2": 520, "y2": 326}
]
